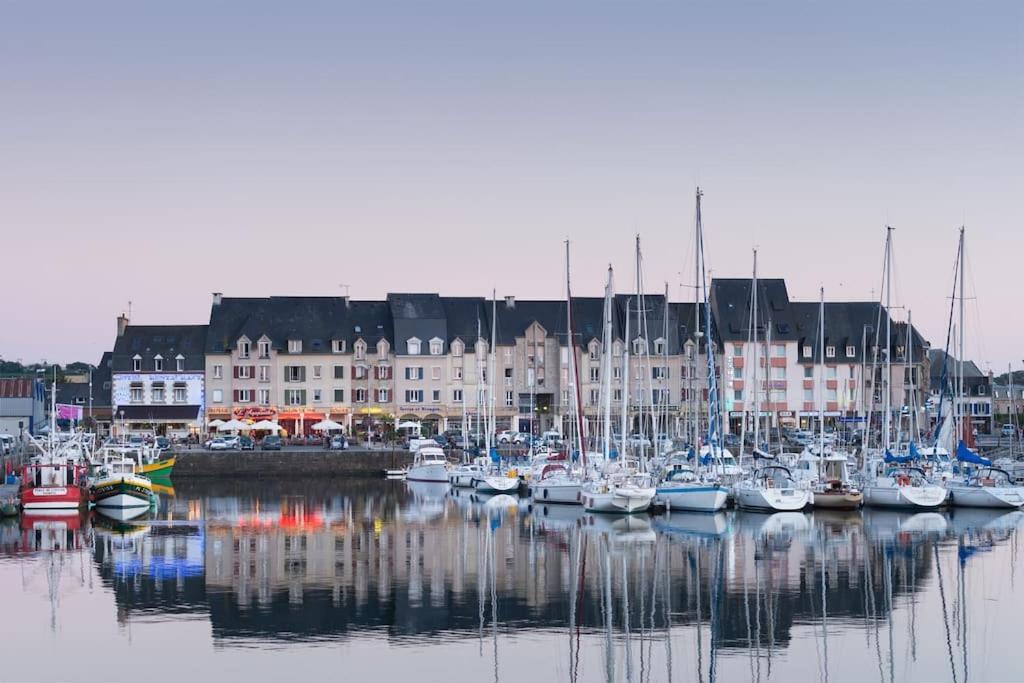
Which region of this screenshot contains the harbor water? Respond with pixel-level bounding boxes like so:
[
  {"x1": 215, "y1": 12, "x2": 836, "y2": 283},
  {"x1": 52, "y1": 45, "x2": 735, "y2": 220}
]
[{"x1": 2, "y1": 478, "x2": 1022, "y2": 683}]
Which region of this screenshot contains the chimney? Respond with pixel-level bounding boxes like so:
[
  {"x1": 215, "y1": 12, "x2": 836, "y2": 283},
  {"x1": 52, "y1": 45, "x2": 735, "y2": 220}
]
[
  {"x1": 212, "y1": 292, "x2": 223, "y2": 306},
  {"x1": 342, "y1": 295, "x2": 351, "y2": 309},
  {"x1": 505, "y1": 296, "x2": 515, "y2": 309},
  {"x1": 116, "y1": 314, "x2": 129, "y2": 337}
]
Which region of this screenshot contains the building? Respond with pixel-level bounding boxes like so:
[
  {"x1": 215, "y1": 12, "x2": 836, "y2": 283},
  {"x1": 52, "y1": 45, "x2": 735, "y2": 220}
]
[
  {"x1": 54, "y1": 351, "x2": 115, "y2": 435},
  {"x1": 993, "y1": 381, "x2": 1024, "y2": 422},
  {"x1": 111, "y1": 317, "x2": 208, "y2": 437},
  {"x1": 0, "y1": 377, "x2": 46, "y2": 437},
  {"x1": 927, "y1": 349, "x2": 994, "y2": 434}
]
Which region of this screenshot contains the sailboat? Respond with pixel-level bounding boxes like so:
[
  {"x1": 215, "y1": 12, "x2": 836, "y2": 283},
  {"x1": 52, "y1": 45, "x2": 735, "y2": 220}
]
[
  {"x1": 532, "y1": 243, "x2": 591, "y2": 505},
  {"x1": 864, "y1": 227, "x2": 948, "y2": 510},
  {"x1": 655, "y1": 188, "x2": 729, "y2": 512},
  {"x1": 807, "y1": 287, "x2": 863, "y2": 510},
  {"x1": 733, "y1": 248, "x2": 811, "y2": 512},
  {"x1": 473, "y1": 291, "x2": 519, "y2": 495}
]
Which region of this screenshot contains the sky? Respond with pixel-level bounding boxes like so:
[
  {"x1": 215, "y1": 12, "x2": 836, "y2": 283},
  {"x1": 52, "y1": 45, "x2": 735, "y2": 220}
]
[{"x1": 1, "y1": 1, "x2": 1020, "y2": 371}]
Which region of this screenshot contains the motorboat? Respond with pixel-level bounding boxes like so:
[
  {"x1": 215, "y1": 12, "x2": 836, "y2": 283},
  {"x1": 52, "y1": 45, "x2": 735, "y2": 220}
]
[
  {"x1": 733, "y1": 465, "x2": 811, "y2": 512},
  {"x1": 807, "y1": 450, "x2": 863, "y2": 510},
  {"x1": 530, "y1": 463, "x2": 583, "y2": 505},
  {"x1": 581, "y1": 470, "x2": 655, "y2": 514},
  {"x1": 655, "y1": 462, "x2": 728, "y2": 512},
  {"x1": 406, "y1": 446, "x2": 449, "y2": 483},
  {"x1": 19, "y1": 460, "x2": 89, "y2": 513},
  {"x1": 863, "y1": 463, "x2": 949, "y2": 510},
  {"x1": 947, "y1": 466, "x2": 1024, "y2": 509},
  {"x1": 448, "y1": 456, "x2": 487, "y2": 488}
]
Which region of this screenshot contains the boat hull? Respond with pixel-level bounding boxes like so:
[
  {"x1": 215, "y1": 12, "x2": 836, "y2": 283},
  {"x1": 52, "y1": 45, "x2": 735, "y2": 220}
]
[
  {"x1": 812, "y1": 490, "x2": 864, "y2": 510},
  {"x1": 531, "y1": 479, "x2": 582, "y2": 505},
  {"x1": 863, "y1": 484, "x2": 948, "y2": 510},
  {"x1": 474, "y1": 475, "x2": 519, "y2": 494},
  {"x1": 582, "y1": 487, "x2": 655, "y2": 514},
  {"x1": 139, "y1": 457, "x2": 175, "y2": 481},
  {"x1": 448, "y1": 469, "x2": 479, "y2": 488},
  {"x1": 655, "y1": 485, "x2": 729, "y2": 512},
  {"x1": 406, "y1": 463, "x2": 449, "y2": 483},
  {"x1": 20, "y1": 485, "x2": 88, "y2": 512},
  {"x1": 948, "y1": 485, "x2": 1024, "y2": 509},
  {"x1": 735, "y1": 486, "x2": 810, "y2": 512},
  {"x1": 92, "y1": 478, "x2": 154, "y2": 509}
]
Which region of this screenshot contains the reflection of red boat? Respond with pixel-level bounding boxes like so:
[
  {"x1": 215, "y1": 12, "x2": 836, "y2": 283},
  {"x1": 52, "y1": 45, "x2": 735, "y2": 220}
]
[
  {"x1": 18, "y1": 512, "x2": 86, "y2": 552},
  {"x1": 19, "y1": 462, "x2": 89, "y2": 513}
]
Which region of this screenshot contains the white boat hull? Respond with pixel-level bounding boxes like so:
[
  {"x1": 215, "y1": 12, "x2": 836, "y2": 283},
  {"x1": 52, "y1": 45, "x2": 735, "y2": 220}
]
[
  {"x1": 863, "y1": 484, "x2": 948, "y2": 510},
  {"x1": 948, "y1": 485, "x2": 1024, "y2": 509},
  {"x1": 474, "y1": 475, "x2": 519, "y2": 494},
  {"x1": 582, "y1": 486, "x2": 655, "y2": 514},
  {"x1": 406, "y1": 463, "x2": 449, "y2": 483},
  {"x1": 531, "y1": 479, "x2": 582, "y2": 505},
  {"x1": 735, "y1": 486, "x2": 810, "y2": 512},
  {"x1": 655, "y1": 485, "x2": 729, "y2": 512},
  {"x1": 448, "y1": 469, "x2": 478, "y2": 487},
  {"x1": 93, "y1": 492, "x2": 151, "y2": 509}
]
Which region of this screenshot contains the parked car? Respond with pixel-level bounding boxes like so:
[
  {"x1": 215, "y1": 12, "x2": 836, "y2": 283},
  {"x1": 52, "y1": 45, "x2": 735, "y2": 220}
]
[
  {"x1": 330, "y1": 435, "x2": 349, "y2": 450},
  {"x1": 208, "y1": 438, "x2": 229, "y2": 451},
  {"x1": 497, "y1": 431, "x2": 515, "y2": 444},
  {"x1": 155, "y1": 436, "x2": 171, "y2": 451},
  {"x1": 238, "y1": 436, "x2": 255, "y2": 451},
  {"x1": 221, "y1": 435, "x2": 241, "y2": 449},
  {"x1": 0, "y1": 434, "x2": 15, "y2": 455},
  {"x1": 1002, "y1": 424, "x2": 1018, "y2": 438},
  {"x1": 541, "y1": 431, "x2": 563, "y2": 446},
  {"x1": 262, "y1": 435, "x2": 283, "y2": 451}
]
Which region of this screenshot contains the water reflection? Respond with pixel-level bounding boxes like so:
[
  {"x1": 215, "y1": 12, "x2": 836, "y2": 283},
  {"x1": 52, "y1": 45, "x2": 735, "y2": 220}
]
[{"x1": 2, "y1": 480, "x2": 1023, "y2": 682}]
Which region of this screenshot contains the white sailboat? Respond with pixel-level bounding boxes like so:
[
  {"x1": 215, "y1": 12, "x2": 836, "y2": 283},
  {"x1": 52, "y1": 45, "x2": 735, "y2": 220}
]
[{"x1": 473, "y1": 291, "x2": 519, "y2": 495}]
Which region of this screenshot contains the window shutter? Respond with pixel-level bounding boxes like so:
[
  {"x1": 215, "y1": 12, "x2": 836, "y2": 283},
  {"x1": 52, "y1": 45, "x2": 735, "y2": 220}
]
[
  {"x1": 233, "y1": 366, "x2": 239, "y2": 379},
  {"x1": 233, "y1": 390, "x2": 239, "y2": 402},
  {"x1": 387, "y1": 367, "x2": 393, "y2": 380}
]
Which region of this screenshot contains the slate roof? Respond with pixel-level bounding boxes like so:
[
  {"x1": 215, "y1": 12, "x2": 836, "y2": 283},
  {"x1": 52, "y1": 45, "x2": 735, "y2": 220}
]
[
  {"x1": 206, "y1": 297, "x2": 393, "y2": 354},
  {"x1": 440, "y1": 297, "x2": 488, "y2": 345},
  {"x1": 389, "y1": 294, "x2": 447, "y2": 355},
  {"x1": 56, "y1": 352, "x2": 113, "y2": 408},
  {"x1": 111, "y1": 325, "x2": 207, "y2": 372},
  {"x1": 789, "y1": 302, "x2": 927, "y2": 363},
  {"x1": 709, "y1": 278, "x2": 801, "y2": 342}
]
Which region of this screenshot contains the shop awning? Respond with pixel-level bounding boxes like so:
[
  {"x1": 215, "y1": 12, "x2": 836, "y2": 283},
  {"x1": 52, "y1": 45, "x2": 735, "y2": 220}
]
[{"x1": 118, "y1": 405, "x2": 200, "y2": 421}]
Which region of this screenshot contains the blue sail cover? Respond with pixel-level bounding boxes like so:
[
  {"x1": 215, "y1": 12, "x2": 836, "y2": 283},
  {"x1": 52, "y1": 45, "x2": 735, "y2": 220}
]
[
  {"x1": 884, "y1": 449, "x2": 914, "y2": 464},
  {"x1": 956, "y1": 440, "x2": 991, "y2": 466},
  {"x1": 909, "y1": 442, "x2": 923, "y2": 460},
  {"x1": 686, "y1": 447, "x2": 696, "y2": 461},
  {"x1": 490, "y1": 447, "x2": 500, "y2": 463}
]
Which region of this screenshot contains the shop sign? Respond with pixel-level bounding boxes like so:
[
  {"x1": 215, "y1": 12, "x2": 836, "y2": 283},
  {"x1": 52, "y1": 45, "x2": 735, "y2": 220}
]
[{"x1": 233, "y1": 406, "x2": 277, "y2": 420}]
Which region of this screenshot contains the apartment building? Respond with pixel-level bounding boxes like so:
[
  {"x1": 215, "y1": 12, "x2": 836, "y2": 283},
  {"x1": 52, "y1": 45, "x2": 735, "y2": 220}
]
[
  {"x1": 926, "y1": 349, "x2": 994, "y2": 434},
  {"x1": 110, "y1": 318, "x2": 208, "y2": 437}
]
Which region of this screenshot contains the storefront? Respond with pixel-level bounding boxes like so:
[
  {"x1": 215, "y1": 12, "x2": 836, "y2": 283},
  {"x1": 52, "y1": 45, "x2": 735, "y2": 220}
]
[
  {"x1": 277, "y1": 410, "x2": 325, "y2": 437},
  {"x1": 116, "y1": 405, "x2": 202, "y2": 438}
]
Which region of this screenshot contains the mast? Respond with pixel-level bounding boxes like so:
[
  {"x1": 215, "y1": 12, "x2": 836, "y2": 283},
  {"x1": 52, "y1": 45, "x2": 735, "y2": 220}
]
[
  {"x1": 752, "y1": 249, "x2": 760, "y2": 453},
  {"x1": 883, "y1": 226, "x2": 893, "y2": 452},
  {"x1": 602, "y1": 266, "x2": 615, "y2": 461},
  {"x1": 565, "y1": 241, "x2": 586, "y2": 464},
  {"x1": 662, "y1": 281, "x2": 670, "y2": 442},
  {"x1": 958, "y1": 226, "x2": 966, "y2": 445},
  {"x1": 818, "y1": 287, "x2": 825, "y2": 477},
  {"x1": 488, "y1": 291, "x2": 497, "y2": 457},
  {"x1": 621, "y1": 299, "x2": 631, "y2": 459},
  {"x1": 905, "y1": 309, "x2": 915, "y2": 444},
  {"x1": 693, "y1": 188, "x2": 702, "y2": 448}
]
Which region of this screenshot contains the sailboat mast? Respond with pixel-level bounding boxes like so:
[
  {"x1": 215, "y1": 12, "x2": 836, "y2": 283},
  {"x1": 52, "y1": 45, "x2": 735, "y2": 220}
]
[
  {"x1": 818, "y1": 287, "x2": 825, "y2": 476},
  {"x1": 662, "y1": 281, "x2": 670, "y2": 441},
  {"x1": 958, "y1": 227, "x2": 966, "y2": 444},
  {"x1": 883, "y1": 227, "x2": 893, "y2": 452},
  {"x1": 693, "y1": 188, "x2": 702, "y2": 448},
  {"x1": 602, "y1": 266, "x2": 615, "y2": 460},
  {"x1": 621, "y1": 299, "x2": 631, "y2": 458},
  {"x1": 490, "y1": 290, "x2": 497, "y2": 452},
  {"x1": 752, "y1": 249, "x2": 760, "y2": 451},
  {"x1": 565, "y1": 241, "x2": 586, "y2": 463}
]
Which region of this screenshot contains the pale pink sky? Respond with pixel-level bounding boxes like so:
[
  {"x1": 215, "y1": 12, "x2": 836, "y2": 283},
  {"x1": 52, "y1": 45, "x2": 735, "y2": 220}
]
[{"x1": 1, "y1": 2, "x2": 1020, "y2": 371}]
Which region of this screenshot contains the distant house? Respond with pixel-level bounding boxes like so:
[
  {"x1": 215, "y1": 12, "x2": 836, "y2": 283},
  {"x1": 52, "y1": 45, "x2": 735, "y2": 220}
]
[
  {"x1": 0, "y1": 377, "x2": 46, "y2": 436},
  {"x1": 55, "y1": 351, "x2": 114, "y2": 435},
  {"x1": 927, "y1": 348, "x2": 993, "y2": 433}
]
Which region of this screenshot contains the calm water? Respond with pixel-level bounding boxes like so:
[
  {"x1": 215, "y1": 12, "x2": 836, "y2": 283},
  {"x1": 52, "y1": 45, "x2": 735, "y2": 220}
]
[{"x1": 2, "y1": 479, "x2": 1022, "y2": 683}]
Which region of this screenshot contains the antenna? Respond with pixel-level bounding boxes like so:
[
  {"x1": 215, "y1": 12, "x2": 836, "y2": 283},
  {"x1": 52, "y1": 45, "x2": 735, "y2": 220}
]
[{"x1": 339, "y1": 284, "x2": 350, "y2": 297}]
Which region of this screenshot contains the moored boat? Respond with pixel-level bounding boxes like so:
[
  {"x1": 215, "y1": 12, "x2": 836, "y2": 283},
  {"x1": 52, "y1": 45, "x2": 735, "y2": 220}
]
[
  {"x1": 655, "y1": 462, "x2": 728, "y2": 512},
  {"x1": 948, "y1": 466, "x2": 1024, "y2": 509},
  {"x1": 406, "y1": 446, "x2": 449, "y2": 483},
  {"x1": 91, "y1": 457, "x2": 154, "y2": 511},
  {"x1": 863, "y1": 464, "x2": 948, "y2": 510},
  {"x1": 734, "y1": 465, "x2": 811, "y2": 512}
]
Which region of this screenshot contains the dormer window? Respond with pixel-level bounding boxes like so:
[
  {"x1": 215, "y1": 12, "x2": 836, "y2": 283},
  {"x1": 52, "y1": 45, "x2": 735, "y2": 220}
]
[
  {"x1": 258, "y1": 339, "x2": 271, "y2": 359},
  {"x1": 632, "y1": 338, "x2": 647, "y2": 356},
  {"x1": 377, "y1": 339, "x2": 390, "y2": 356},
  {"x1": 613, "y1": 341, "x2": 623, "y2": 357},
  {"x1": 825, "y1": 346, "x2": 836, "y2": 359},
  {"x1": 451, "y1": 340, "x2": 464, "y2": 357},
  {"x1": 653, "y1": 339, "x2": 666, "y2": 356},
  {"x1": 407, "y1": 337, "x2": 422, "y2": 355},
  {"x1": 153, "y1": 355, "x2": 163, "y2": 372},
  {"x1": 803, "y1": 345, "x2": 813, "y2": 358},
  {"x1": 846, "y1": 345, "x2": 856, "y2": 358},
  {"x1": 354, "y1": 339, "x2": 366, "y2": 360},
  {"x1": 132, "y1": 354, "x2": 142, "y2": 372},
  {"x1": 589, "y1": 341, "x2": 600, "y2": 360},
  {"x1": 175, "y1": 354, "x2": 185, "y2": 372},
  {"x1": 332, "y1": 340, "x2": 346, "y2": 354},
  {"x1": 288, "y1": 339, "x2": 302, "y2": 354},
  {"x1": 238, "y1": 339, "x2": 251, "y2": 359},
  {"x1": 429, "y1": 338, "x2": 444, "y2": 356}
]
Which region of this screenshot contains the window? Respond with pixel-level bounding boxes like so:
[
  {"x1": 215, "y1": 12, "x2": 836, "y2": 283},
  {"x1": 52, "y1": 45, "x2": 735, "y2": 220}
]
[
  {"x1": 239, "y1": 341, "x2": 251, "y2": 359},
  {"x1": 235, "y1": 389, "x2": 252, "y2": 403},
  {"x1": 332, "y1": 340, "x2": 346, "y2": 354},
  {"x1": 589, "y1": 389, "x2": 600, "y2": 405},
  {"x1": 978, "y1": 385, "x2": 986, "y2": 396},
  {"x1": 768, "y1": 367, "x2": 783, "y2": 380},
  {"x1": 259, "y1": 365, "x2": 270, "y2": 382},
  {"x1": 133, "y1": 355, "x2": 142, "y2": 372},
  {"x1": 804, "y1": 388, "x2": 814, "y2": 401},
  {"x1": 153, "y1": 356, "x2": 163, "y2": 371},
  {"x1": 333, "y1": 389, "x2": 345, "y2": 402},
  {"x1": 613, "y1": 389, "x2": 622, "y2": 402},
  {"x1": 313, "y1": 365, "x2": 322, "y2": 379},
  {"x1": 769, "y1": 389, "x2": 785, "y2": 402},
  {"x1": 236, "y1": 365, "x2": 253, "y2": 380},
  {"x1": 803, "y1": 345, "x2": 813, "y2": 358},
  {"x1": 561, "y1": 390, "x2": 569, "y2": 404},
  {"x1": 452, "y1": 366, "x2": 463, "y2": 380},
  {"x1": 376, "y1": 364, "x2": 392, "y2": 380},
  {"x1": 377, "y1": 388, "x2": 389, "y2": 402},
  {"x1": 652, "y1": 389, "x2": 670, "y2": 405},
  {"x1": 684, "y1": 344, "x2": 693, "y2": 359},
  {"x1": 176, "y1": 355, "x2": 185, "y2": 371},
  {"x1": 333, "y1": 365, "x2": 344, "y2": 379},
  {"x1": 258, "y1": 340, "x2": 271, "y2": 358},
  {"x1": 826, "y1": 388, "x2": 838, "y2": 401},
  {"x1": 732, "y1": 366, "x2": 742, "y2": 379},
  {"x1": 733, "y1": 344, "x2": 743, "y2": 357},
  {"x1": 453, "y1": 389, "x2": 463, "y2": 403},
  {"x1": 283, "y1": 389, "x2": 306, "y2": 406},
  {"x1": 354, "y1": 365, "x2": 367, "y2": 380},
  {"x1": 213, "y1": 364, "x2": 223, "y2": 379},
  {"x1": 429, "y1": 339, "x2": 443, "y2": 355},
  {"x1": 405, "y1": 367, "x2": 423, "y2": 381},
  {"x1": 505, "y1": 391, "x2": 514, "y2": 407},
  {"x1": 654, "y1": 339, "x2": 666, "y2": 355},
  {"x1": 846, "y1": 345, "x2": 856, "y2": 358},
  {"x1": 431, "y1": 366, "x2": 441, "y2": 381},
  {"x1": 431, "y1": 389, "x2": 441, "y2": 403},
  {"x1": 405, "y1": 389, "x2": 424, "y2": 403},
  {"x1": 826, "y1": 366, "x2": 837, "y2": 380},
  {"x1": 313, "y1": 389, "x2": 322, "y2": 403},
  {"x1": 151, "y1": 384, "x2": 165, "y2": 402},
  {"x1": 504, "y1": 367, "x2": 513, "y2": 385},
  {"x1": 504, "y1": 347, "x2": 513, "y2": 361},
  {"x1": 653, "y1": 366, "x2": 669, "y2": 380},
  {"x1": 173, "y1": 384, "x2": 187, "y2": 403},
  {"x1": 680, "y1": 365, "x2": 688, "y2": 380},
  {"x1": 613, "y1": 366, "x2": 622, "y2": 381},
  {"x1": 452, "y1": 340, "x2": 464, "y2": 357},
  {"x1": 354, "y1": 341, "x2": 366, "y2": 360},
  {"x1": 825, "y1": 345, "x2": 836, "y2": 359},
  {"x1": 355, "y1": 388, "x2": 367, "y2": 403},
  {"x1": 633, "y1": 338, "x2": 647, "y2": 355},
  {"x1": 589, "y1": 343, "x2": 600, "y2": 360},
  {"x1": 773, "y1": 344, "x2": 785, "y2": 358},
  {"x1": 407, "y1": 338, "x2": 422, "y2": 355},
  {"x1": 212, "y1": 389, "x2": 223, "y2": 403},
  {"x1": 288, "y1": 339, "x2": 302, "y2": 353},
  {"x1": 590, "y1": 367, "x2": 600, "y2": 382},
  {"x1": 130, "y1": 383, "x2": 143, "y2": 402},
  {"x1": 734, "y1": 389, "x2": 743, "y2": 401},
  {"x1": 285, "y1": 366, "x2": 305, "y2": 382},
  {"x1": 377, "y1": 339, "x2": 390, "y2": 356}
]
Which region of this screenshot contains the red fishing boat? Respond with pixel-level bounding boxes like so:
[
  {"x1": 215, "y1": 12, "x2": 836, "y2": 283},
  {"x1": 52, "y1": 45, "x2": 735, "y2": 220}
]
[{"x1": 19, "y1": 461, "x2": 89, "y2": 513}]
